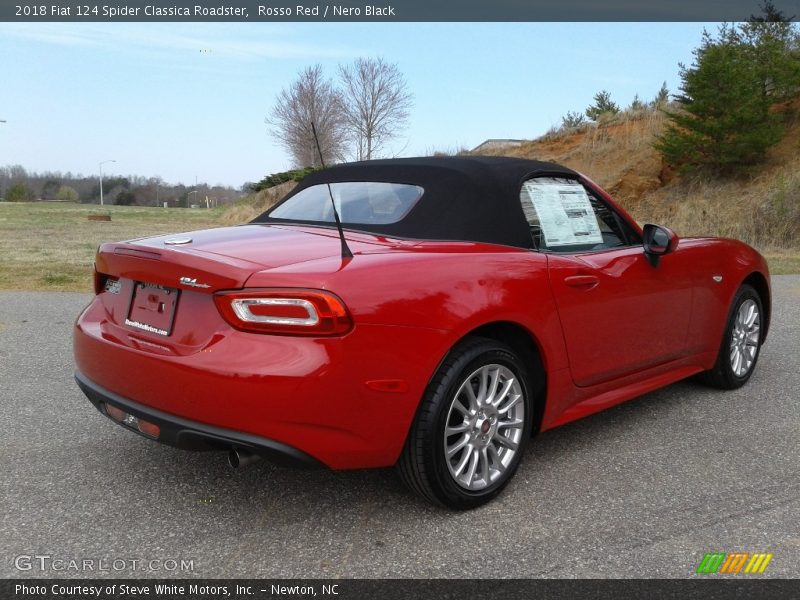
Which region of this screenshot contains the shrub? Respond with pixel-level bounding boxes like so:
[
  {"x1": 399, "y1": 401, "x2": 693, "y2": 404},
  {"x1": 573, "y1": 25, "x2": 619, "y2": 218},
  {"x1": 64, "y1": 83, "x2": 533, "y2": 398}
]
[
  {"x1": 250, "y1": 167, "x2": 319, "y2": 192},
  {"x1": 6, "y1": 183, "x2": 34, "y2": 202},
  {"x1": 585, "y1": 90, "x2": 620, "y2": 121}
]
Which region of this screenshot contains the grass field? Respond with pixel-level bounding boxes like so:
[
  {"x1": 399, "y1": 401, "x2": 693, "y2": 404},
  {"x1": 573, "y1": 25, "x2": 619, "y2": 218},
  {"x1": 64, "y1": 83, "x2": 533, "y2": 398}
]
[
  {"x1": 1, "y1": 201, "x2": 797, "y2": 293},
  {"x1": 0, "y1": 202, "x2": 224, "y2": 292}
]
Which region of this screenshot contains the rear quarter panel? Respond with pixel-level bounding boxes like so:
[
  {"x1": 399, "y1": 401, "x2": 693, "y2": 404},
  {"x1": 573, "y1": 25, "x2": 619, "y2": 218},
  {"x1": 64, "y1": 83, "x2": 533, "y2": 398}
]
[{"x1": 246, "y1": 245, "x2": 570, "y2": 376}]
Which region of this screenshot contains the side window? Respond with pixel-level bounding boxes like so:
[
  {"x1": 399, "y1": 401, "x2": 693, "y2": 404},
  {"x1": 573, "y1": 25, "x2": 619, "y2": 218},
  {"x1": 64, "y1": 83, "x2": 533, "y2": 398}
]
[{"x1": 520, "y1": 177, "x2": 640, "y2": 252}]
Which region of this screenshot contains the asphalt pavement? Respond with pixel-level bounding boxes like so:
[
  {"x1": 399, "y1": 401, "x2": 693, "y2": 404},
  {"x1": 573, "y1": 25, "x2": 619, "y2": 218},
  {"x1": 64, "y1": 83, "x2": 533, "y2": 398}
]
[{"x1": 1, "y1": 276, "x2": 798, "y2": 579}]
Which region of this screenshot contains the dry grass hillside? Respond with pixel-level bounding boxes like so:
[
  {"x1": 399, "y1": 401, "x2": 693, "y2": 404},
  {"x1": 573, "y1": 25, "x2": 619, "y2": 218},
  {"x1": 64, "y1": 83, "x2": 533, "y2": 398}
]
[
  {"x1": 481, "y1": 104, "x2": 800, "y2": 257},
  {"x1": 498, "y1": 111, "x2": 668, "y2": 203},
  {"x1": 220, "y1": 181, "x2": 296, "y2": 225}
]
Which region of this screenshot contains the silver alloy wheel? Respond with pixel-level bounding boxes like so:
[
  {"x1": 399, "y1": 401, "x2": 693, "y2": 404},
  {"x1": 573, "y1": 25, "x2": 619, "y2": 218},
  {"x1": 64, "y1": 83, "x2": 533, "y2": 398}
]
[
  {"x1": 730, "y1": 298, "x2": 760, "y2": 377},
  {"x1": 443, "y1": 364, "x2": 525, "y2": 491}
]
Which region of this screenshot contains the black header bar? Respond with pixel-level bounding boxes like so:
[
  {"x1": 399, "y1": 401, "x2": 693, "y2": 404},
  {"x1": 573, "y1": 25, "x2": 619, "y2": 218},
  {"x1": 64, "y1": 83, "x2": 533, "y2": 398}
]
[{"x1": 3, "y1": 0, "x2": 800, "y2": 22}]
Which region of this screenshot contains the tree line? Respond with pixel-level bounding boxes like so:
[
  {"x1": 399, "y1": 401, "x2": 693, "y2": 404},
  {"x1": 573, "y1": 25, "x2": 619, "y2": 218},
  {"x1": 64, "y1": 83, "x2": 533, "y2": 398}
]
[
  {"x1": 267, "y1": 57, "x2": 413, "y2": 167},
  {"x1": 0, "y1": 165, "x2": 243, "y2": 206}
]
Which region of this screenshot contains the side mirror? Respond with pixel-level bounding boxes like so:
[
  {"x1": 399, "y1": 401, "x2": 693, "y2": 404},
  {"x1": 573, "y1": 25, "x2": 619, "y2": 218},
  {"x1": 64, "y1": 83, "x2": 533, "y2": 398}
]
[{"x1": 642, "y1": 224, "x2": 678, "y2": 265}]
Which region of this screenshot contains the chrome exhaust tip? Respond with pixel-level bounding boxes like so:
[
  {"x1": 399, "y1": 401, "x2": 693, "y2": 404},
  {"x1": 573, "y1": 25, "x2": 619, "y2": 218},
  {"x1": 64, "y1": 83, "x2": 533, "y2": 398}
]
[{"x1": 228, "y1": 447, "x2": 261, "y2": 469}]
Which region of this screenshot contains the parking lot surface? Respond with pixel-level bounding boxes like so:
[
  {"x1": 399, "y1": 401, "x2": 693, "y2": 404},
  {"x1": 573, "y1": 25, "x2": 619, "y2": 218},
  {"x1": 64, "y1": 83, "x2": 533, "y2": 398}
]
[{"x1": 1, "y1": 276, "x2": 798, "y2": 578}]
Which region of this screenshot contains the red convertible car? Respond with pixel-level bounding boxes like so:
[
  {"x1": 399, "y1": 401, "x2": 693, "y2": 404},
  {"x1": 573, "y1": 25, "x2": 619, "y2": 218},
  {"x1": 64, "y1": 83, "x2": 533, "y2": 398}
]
[{"x1": 74, "y1": 156, "x2": 770, "y2": 509}]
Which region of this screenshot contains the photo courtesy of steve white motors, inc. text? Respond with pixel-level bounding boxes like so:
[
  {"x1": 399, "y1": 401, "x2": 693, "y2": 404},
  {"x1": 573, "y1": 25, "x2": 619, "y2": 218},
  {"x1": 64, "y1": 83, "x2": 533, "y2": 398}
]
[
  {"x1": 13, "y1": 3, "x2": 397, "y2": 18},
  {"x1": 14, "y1": 583, "x2": 340, "y2": 597}
]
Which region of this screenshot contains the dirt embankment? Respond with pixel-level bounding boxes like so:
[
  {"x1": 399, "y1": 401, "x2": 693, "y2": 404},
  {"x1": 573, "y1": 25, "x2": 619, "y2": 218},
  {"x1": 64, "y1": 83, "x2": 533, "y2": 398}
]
[
  {"x1": 479, "y1": 104, "x2": 800, "y2": 250},
  {"x1": 220, "y1": 181, "x2": 296, "y2": 225}
]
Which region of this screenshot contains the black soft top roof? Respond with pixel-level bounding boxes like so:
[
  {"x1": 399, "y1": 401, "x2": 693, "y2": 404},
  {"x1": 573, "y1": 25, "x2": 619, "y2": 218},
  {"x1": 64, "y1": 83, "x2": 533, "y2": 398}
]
[{"x1": 252, "y1": 156, "x2": 579, "y2": 248}]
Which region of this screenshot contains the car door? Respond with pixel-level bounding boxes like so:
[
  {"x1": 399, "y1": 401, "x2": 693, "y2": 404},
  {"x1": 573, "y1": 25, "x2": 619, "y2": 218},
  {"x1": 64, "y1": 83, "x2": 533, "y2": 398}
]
[{"x1": 520, "y1": 176, "x2": 694, "y2": 387}]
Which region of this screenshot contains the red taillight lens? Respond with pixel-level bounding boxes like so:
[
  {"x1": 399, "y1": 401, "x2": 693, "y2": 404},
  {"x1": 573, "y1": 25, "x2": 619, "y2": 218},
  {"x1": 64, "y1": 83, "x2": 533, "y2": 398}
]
[
  {"x1": 93, "y1": 268, "x2": 103, "y2": 295},
  {"x1": 105, "y1": 403, "x2": 126, "y2": 423},
  {"x1": 94, "y1": 270, "x2": 119, "y2": 296},
  {"x1": 136, "y1": 419, "x2": 161, "y2": 439},
  {"x1": 214, "y1": 289, "x2": 352, "y2": 336}
]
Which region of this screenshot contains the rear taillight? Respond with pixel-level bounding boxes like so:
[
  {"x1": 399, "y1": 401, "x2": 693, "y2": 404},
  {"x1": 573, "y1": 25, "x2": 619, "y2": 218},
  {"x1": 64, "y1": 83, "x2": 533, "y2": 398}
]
[
  {"x1": 214, "y1": 289, "x2": 352, "y2": 336},
  {"x1": 94, "y1": 269, "x2": 120, "y2": 295},
  {"x1": 93, "y1": 268, "x2": 103, "y2": 295}
]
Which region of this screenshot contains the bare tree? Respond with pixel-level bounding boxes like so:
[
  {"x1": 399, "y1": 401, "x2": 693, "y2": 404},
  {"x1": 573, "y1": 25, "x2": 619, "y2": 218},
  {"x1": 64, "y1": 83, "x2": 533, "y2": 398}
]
[
  {"x1": 339, "y1": 57, "x2": 413, "y2": 161},
  {"x1": 267, "y1": 65, "x2": 346, "y2": 168}
]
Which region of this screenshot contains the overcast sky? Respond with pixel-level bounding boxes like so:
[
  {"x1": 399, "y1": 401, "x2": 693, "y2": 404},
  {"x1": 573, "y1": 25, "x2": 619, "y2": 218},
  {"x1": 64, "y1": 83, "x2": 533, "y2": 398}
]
[{"x1": 0, "y1": 22, "x2": 712, "y2": 188}]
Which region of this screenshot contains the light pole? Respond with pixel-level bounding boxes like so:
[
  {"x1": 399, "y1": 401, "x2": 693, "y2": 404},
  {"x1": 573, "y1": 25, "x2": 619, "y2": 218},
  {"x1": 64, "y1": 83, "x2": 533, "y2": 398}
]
[
  {"x1": 187, "y1": 190, "x2": 197, "y2": 208},
  {"x1": 0, "y1": 122, "x2": 6, "y2": 200},
  {"x1": 99, "y1": 159, "x2": 116, "y2": 206}
]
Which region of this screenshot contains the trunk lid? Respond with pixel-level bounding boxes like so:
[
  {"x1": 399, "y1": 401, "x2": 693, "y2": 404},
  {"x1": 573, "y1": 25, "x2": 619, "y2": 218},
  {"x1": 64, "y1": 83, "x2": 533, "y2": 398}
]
[
  {"x1": 97, "y1": 224, "x2": 395, "y2": 291},
  {"x1": 130, "y1": 224, "x2": 362, "y2": 271}
]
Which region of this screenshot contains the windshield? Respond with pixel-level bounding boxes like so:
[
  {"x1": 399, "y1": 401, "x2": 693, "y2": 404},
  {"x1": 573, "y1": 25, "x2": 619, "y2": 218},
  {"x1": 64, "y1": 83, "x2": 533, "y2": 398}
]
[{"x1": 268, "y1": 182, "x2": 424, "y2": 225}]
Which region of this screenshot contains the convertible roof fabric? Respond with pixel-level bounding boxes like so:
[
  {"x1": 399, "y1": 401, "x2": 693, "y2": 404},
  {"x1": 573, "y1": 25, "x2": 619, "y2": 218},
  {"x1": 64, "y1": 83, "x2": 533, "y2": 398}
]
[{"x1": 252, "y1": 156, "x2": 579, "y2": 248}]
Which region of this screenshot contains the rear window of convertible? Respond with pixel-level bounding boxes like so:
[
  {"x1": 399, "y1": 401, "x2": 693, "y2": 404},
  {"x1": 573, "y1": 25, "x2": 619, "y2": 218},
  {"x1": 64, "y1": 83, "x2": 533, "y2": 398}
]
[{"x1": 268, "y1": 182, "x2": 424, "y2": 225}]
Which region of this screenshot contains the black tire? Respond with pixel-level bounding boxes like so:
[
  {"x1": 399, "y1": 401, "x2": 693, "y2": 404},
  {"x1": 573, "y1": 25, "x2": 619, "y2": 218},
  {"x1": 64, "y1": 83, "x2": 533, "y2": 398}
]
[
  {"x1": 397, "y1": 337, "x2": 533, "y2": 509},
  {"x1": 698, "y1": 284, "x2": 764, "y2": 390}
]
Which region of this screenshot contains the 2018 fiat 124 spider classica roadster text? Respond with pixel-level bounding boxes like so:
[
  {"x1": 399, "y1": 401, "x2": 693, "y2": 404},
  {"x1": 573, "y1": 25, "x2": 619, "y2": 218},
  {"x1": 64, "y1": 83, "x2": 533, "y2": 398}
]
[{"x1": 74, "y1": 156, "x2": 770, "y2": 509}]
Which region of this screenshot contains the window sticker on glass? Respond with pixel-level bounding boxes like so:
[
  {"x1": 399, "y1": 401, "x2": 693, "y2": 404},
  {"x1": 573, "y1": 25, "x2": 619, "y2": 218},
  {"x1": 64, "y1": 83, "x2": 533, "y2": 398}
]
[{"x1": 523, "y1": 180, "x2": 603, "y2": 246}]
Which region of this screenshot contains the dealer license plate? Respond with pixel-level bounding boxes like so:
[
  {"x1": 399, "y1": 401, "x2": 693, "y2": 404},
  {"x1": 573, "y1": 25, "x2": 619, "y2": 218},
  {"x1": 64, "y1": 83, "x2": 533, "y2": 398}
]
[{"x1": 125, "y1": 282, "x2": 179, "y2": 337}]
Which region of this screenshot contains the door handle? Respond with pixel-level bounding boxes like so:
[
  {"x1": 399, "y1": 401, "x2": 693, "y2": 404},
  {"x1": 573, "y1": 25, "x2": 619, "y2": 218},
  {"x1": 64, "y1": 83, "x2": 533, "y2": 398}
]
[{"x1": 564, "y1": 275, "x2": 599, "y2": 288}]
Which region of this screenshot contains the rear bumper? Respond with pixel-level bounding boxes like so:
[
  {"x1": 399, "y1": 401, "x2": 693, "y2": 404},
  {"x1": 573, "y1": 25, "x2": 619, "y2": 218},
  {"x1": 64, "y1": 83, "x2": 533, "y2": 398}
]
[
  {"x1": 73, "y1": 297, "x2": 452, "y2": 469},
  {"x1": 75, "y1": 371, "x2": 324, "y2": 469}
]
